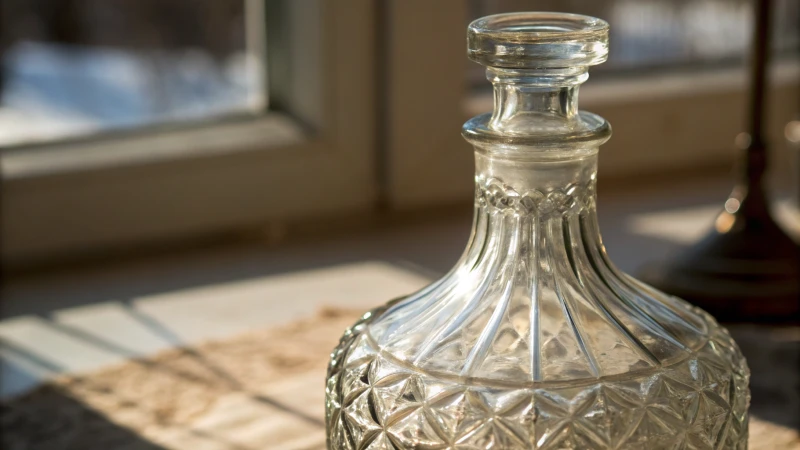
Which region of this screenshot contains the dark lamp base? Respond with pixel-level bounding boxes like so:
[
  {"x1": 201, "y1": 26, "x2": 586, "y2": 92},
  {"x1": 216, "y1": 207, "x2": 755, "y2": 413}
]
[{"x1": 638, "y1": 203, "x2": 800, "y2": 324}]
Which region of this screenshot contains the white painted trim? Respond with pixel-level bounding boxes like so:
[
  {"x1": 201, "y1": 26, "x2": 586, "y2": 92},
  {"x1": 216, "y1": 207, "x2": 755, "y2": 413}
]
[{"x1": 1, "y1": 114, "x2": 306, "y2": 179}]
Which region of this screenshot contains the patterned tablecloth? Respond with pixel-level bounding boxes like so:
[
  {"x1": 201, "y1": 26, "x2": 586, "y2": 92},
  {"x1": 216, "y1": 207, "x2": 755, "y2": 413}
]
[{"x1": 2, "y1": 308, "x2": 798, "y2": 449}]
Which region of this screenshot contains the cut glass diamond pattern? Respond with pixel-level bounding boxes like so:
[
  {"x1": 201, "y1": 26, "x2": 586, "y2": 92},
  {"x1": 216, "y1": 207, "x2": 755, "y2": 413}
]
[{"x1": 326, "y1": 310, "x2": 749, "y2": 449}]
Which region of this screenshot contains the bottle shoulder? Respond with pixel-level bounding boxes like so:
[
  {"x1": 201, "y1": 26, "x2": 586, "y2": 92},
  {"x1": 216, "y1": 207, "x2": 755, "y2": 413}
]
[
  {"x1": 339, "y1": 307, "x2": 744, "y2": 388},
  {"x1": 367, "y1": 275, "x2": 741, "y2": 383}
]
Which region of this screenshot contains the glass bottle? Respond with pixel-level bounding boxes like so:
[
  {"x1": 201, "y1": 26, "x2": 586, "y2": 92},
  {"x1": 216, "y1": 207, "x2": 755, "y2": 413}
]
[{"x1": 325, "y1": 12, "x2": 749, "y2": 450}]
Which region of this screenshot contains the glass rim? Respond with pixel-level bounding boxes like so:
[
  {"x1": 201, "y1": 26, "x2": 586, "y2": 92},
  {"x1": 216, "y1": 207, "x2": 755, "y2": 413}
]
[{"x1": 468, "y1": 12, "x2": 610, "y2": 68}]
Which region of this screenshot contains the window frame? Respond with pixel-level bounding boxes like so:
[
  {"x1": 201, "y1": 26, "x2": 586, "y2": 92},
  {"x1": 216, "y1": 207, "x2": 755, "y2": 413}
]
[
  {"x1": 1, "y1": 0, "x2": 378, "y2": 267},
  {"x1": 4, "y1": 0, "x2": 798, "y2": 268}
]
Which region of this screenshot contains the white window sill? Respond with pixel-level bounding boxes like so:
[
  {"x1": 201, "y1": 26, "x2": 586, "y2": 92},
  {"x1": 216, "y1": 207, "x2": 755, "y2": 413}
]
[
  {"x1": 464, "y1": 60, "x2": 800, "y2": 178},
  {"x1": 1, "y1": 113, "x2": 307, "y2": 180}
]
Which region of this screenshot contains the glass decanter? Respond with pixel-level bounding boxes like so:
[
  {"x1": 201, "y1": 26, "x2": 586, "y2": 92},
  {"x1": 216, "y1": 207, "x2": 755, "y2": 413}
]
[{"x1": 326, "y1": 12, "x2": 749, "y2": 450}]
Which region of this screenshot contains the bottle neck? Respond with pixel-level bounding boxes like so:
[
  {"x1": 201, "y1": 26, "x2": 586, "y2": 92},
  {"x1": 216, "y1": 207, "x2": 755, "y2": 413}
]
[
  {"x1": 487, "y1": 67, "x2": 587, "y2": 134},
  {"x1": 469, "y1": 151, "x2": 600, "y2": 287},
  {"x1": 467, "y1": 67, "x2": 602, "y2": 275}
]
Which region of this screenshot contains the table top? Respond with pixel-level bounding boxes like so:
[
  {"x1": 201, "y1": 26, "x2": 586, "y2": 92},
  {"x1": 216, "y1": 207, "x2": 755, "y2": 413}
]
[{"x1": 2, "y1": 308, "x2": 798, "y2": 449}]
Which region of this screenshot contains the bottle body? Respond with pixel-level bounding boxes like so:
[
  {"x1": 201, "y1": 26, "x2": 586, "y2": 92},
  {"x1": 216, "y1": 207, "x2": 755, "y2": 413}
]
[{"x1": 326, "y1": 302, "x2": 749, "y2": 449}]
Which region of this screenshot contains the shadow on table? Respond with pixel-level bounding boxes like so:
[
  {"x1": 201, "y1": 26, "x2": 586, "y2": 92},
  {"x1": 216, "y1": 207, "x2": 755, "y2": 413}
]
[
  {"x1": 0, "y1": 308, "x2": 325, "y2": 450},
  {"x1": 2, "y1": 388, "x2": 166, "y2": 450},
  {"x1": 728, "y1": 325, "x2": 800, "y2": 430}
]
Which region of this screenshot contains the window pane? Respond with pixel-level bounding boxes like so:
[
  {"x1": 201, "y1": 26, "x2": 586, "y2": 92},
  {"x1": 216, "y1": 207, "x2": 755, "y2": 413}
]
[
  {"x1": 0, "y1": 0, "x2": 266, "y2": 147},
  {"x1": 467, "y1": 0, "x2": 799, "y2": 83}
]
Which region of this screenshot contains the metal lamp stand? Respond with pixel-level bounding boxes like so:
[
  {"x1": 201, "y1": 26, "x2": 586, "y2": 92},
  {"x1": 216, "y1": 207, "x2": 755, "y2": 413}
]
[{"x1": 639, "y1": 0, "x2": 800, "y2": 322}]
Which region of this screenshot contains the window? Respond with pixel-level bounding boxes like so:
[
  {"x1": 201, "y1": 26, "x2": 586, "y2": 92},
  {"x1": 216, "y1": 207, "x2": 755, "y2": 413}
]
[
  {"x1": 469, "y1": 0, "x2": 798, "y2": 78},
  {"x1": 1, "y1": 0, "x2": 265, "y2": 147},
  {"x1": 1, "y1": 0, "x2": 798, "y2": 268},
  {"x1": 386, "y1": 0, "x2": 800, "y2": 207},
  {"x1": 1, "y1": 0, "x2": 378, "y2": 267}
]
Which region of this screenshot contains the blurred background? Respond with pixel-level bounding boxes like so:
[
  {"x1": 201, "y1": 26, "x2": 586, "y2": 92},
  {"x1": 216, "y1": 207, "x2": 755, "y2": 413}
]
[{"x1": 0, "y1": 0, "x2": 799, "y2": 448}]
